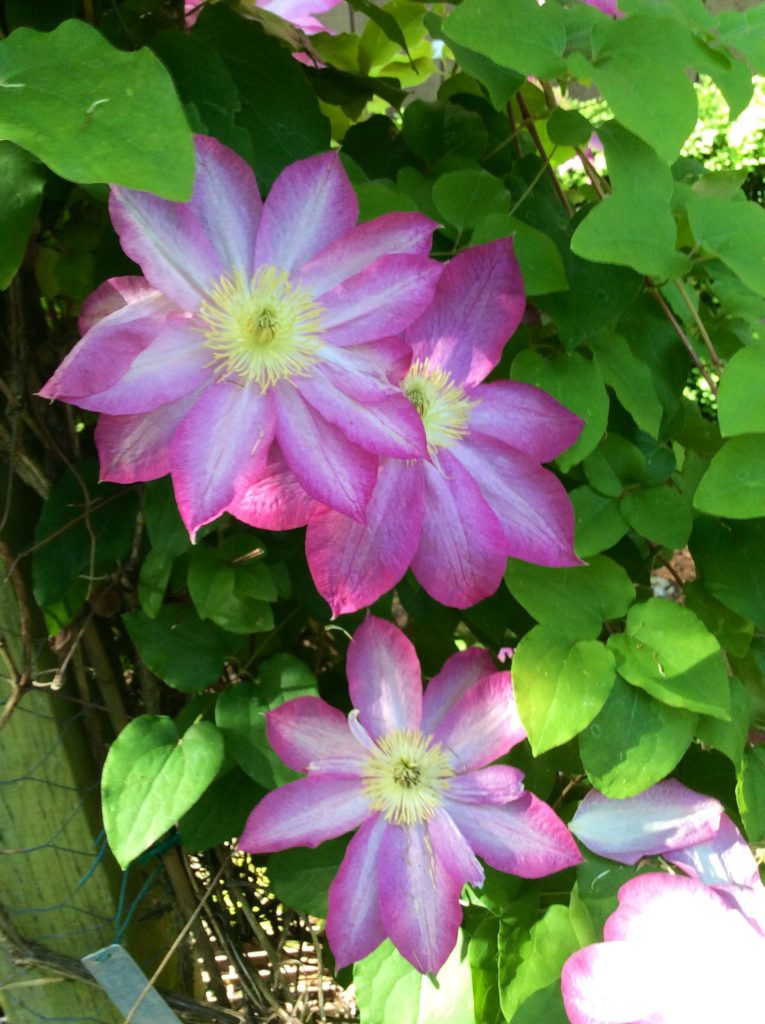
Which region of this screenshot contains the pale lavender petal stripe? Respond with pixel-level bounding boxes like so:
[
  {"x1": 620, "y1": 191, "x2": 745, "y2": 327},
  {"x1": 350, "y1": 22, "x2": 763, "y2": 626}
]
[
  {"x1": 238, "y1": 776, "x2": 370, "y2": 853},
  {"x1": 347, "y1": 616, "x2": 423, "y2": 739},
  {"x1": 326, "y1": 814, "x2": 388, "y2": 969}
]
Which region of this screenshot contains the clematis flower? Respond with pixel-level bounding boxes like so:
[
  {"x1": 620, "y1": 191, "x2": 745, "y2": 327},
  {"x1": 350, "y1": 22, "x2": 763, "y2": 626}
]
[
  {"x1": 562, "y1": 874, "x2": 765, "y2": 1023},
  {"x1": 40, "y1": 135, "x2": 441, "y2": 537},
  {"x1": 185, "y1": 0, "x2": 343, "y2": 32},
  {"x1": 238, "y1": 616, "x2": 582, "y2": 973},
  {"x1": 562, "y1": 779, "x2": 765, "y2": 1023},
  {"x1": 293, "y1": 239, "x2": 584, "y2": 613}
]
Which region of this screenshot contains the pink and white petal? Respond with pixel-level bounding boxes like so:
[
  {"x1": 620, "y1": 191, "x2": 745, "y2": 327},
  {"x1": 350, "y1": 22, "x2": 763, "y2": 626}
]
[
  {"x1": 600, "y1": 874, "x2": 765, "y2": 1020},
  {"x1": 453, "y1": 435, "x2": 580, "y2": 567},
  {"x1": 188, "y1": 134, "x2": 261, "y2": 278},
  {"x1": 265, "y1": 697, "x2": 368, "y2": 774},
  {"x1": 468, "y1": 381, "x2": 583, "y2": 463},
  {"x1": 404, "y1": 239, "x2": 524, "y2": 388},
  {"x1": 95, "y1": 390, "x2": 202, "y2": 484},
  {"x1": 296, "y1": 372, "x2": 426, "y2": 458},
  {"x1": 76, "y1": 318, "x2": 211, "y2": 414},
  {"x1": 320, "y1": 255, "x2": 442, "y2": 347},
  {"x1": 562, "y1": 941, "x2": 658, "y2": 1024},
  {"x1": 666, "y1": 814, "x2": 761, "y2": 890},
  {"x1": 378, "y1": 822, "x2": 464, "y2": 974},
  {"x1": 306, "y1": 458, "x2": 424, "y2": 617},
  {"x1": 110, "y1": 186, "x2": 224, "y2": 312},
  {"x1": 78, "y1": 275, "x2": 160, "y2": 334},
  {"x1": 274, "y1": 384, "x2": 377, "y2": 523},
  {"x1": 39, "y1": 293, "x2": 172, "y2": 402},
  {"x1": 432, "y1": 671, "x2": 525, "y2": 772},
  {"x1": 298, "y1": 212, "x2": 437, "y2": 297},
  {"x1": 410, "y1": 452, "x2": 508, "y2": 608},
  {"x1": 429, "y1": 809, "x2": 484, "y2": 888},
  {"x1": 171, "y1": 384, "x2": 275, "y2": 537},
  {"x1": 238, "y1": 776, "x2": 370, "y2": 853},
  {"x1": 444, "y1": 792, "x2": 582, "y2": 878},
  {"x1": 347, "y1": 616, "x2": 423, "y2": 739},
  {"x1": 228, "y1": 444, "x2": 321, "y2": 530},
  {"x1": 317, "y1": 339, "x2": 412, "y2": 401},
  {"x1": 421, "y1": 647, "x2": 497, "y2": 735},
  {"x1": 262, "y1": 0, "x2": 342, "y2": 19},
  {"x1": 254, "y1": 152, "x2": 358, "y2": 273},
  {"x1": 326, "y1": 814, "x2": 388, "y2": 969},
  {"x1": 570, "y1": 780, "x2": 724, "y2": 866},
  {"x1": 446, "y1": 765, "x2": 525, "y2": 806}
]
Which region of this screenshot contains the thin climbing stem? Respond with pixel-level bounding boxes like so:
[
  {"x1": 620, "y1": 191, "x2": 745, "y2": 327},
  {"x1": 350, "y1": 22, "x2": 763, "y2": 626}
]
[
  {"x1": 515, "y1": 94, "x2": 573, "y2": 217},
  {"x1": 651, "y1": 287, "x2": 718, "y2": 395}
]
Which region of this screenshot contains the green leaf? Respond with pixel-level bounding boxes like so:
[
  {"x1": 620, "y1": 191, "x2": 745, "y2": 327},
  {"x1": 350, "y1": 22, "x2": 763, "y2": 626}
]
[
  {"x1": 696, "y1": 676, "x2": 751, "y2": 768},
  {"x1": 570, "y1": 486, "x2": 628, "y2": 558},
  {"x1": 467, "y1": 916, "x2": 501, "y2": 1024},
  {"x1": 685, "y1": 581, "x2": 754, "y2": 658},
  {"x1": 215, "y1": 680, "x2": 299, "y2": 789},
  {"x1": 571, "y1": 122, "x2": 689, "y2": 278},
  {"x1": 402, "y1": 101, "x2": 488, "y2": 164},
  {"x1": 137, "y1": 549, "x2": 173, "y2": 619},
  {"x1": 505, "y1": 555, "x2": 635, "y2": 640},
  {"x1": 259, "y1": 653, "x2": 318, "y2": 705},
  {"x1": 694, "y1": 435, "x2": 765, "y2": 519},
  {"x1": 687, "y1": 195, "x2": 765, "y2": 297},
  {"x1": 584, "y1": 435, "x2": 647, "y2": 498},
  {"x1": 180, "y1": 767, "x2": 264, "y2": 852},
  {"x1": 737, "y1": 746, "x2": 765, "y2": 842},
  {"x1": 607, "y1": 598, "x2": 730, "y2": 719},
  {"x1": 691, "y1": 518, "x2": 765, "y2": 628},
  {"x1": 0, "y1": 141, "x2": 44, "y2": 288},
  {"x1": 144, "y1": 478, "x2": 190, "y2": 559},
  {"x1": 510, "y1": 350, "x2": 608, "y2": 471},
  {"x1": 472, "y1": 213, "x2": 568, "y2": 296},
  {"x1": 620, "y1": 485, "x2": 693, "y2": 549},
  {"x1": 348, "y1": 0, "x2": 411, "y2": 59},
  {"x1": 102, "y1": 716, "x2": 224, "y2": 868},
  {"x1": 547, "y1": 108, "x2": 591, "y2": 148},
  {"x1": 511, "y1": 982, "x2": 568, "y2": 1024},
  {"x1": 123, "y1": 605, "x2": 242, "y2": 692},
  {"x1": 268, "y1": 838, "x2": 348, "y2": 917},
  {"x1": 536, "y1": 255, "x2": 643, "y2": 349},
  {"x1": 589, "y1": 330, "x2": 663, "y2": 437},
  {"x1": 718, "y1": 6, "x2": 765, "y2": 75},
  {"x1": 195, "y1": 5, "x2": 329, "y2": 191},
  {"x1": 717, "y1": 345, "x2": 765, "y2": 437},
  {"x1": 33, "y1": 461, "x2": 138, "y2": 633},
  {"x1": 579, "y1": 675, "x2": 698, "y2": 797},
  {"x1": 512, "y1": 625, "x2": 616, "y2": 754},
  {"x1": 444, "y1": 0, "x2": 567, "y2": 80},
  {"x1": 431, "y1": 168, "x2": 508, "y2": 231},
  {"x1": 425, "y1": 13, "x2": 522, "y2": 110},
  {"x1": 355, "y1": 937, "x2": 474, "y2": 1024},
  {"x1": 0, "y1": 20, "x2": 193, "y2": 198},
  {"x1": 499, "y1": 905, "x2": 578, "y2": 1022},
  {"x1": 187, "y1": 544, "x2": 274, "y2": 634},
  {"x1": 152, "y1": 30, "x2": 253, "y2": 162},
  {"x1": 568, "y1": 16, "x2": 698, "y2": 164}
]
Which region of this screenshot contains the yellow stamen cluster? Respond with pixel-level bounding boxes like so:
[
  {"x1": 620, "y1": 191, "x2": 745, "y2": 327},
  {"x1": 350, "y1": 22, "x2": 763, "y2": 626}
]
[
  {"x1": 198, "y1": 265, "x2": 325, "y2": 391},
  {"x1": 402, "y1": 359, "x2": 475, "y2": 455},
  {"x1": 362, "y1": 729, "x2": 454, "y2": 826}
]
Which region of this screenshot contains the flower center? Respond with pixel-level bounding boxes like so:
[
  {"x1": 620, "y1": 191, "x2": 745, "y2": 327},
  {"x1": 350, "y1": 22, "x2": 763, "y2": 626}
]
[
  {"x1": 402, "y1": 359, "x2": 475, "y2": 455},
  {"x1": 198, "y1": 265, "x2": 325, "y2": 391},
  {"x1": 362, "y1": 729, "x2": 454, "y2": 825}
]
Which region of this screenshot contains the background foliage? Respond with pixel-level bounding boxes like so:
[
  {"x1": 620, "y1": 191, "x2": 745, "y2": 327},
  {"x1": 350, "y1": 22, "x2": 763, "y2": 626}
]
[{"x1": 1, "y1": 0, "x2": 765, "y2": 1021}]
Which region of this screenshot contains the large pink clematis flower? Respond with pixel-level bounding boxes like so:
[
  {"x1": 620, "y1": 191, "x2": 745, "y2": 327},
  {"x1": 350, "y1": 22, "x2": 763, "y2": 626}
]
[
  {"x1": 562, "y1": 779, "x2": 765, "y2": 1023},
  {"x1": 40, "y1": 136, "x2": 441, "y2": 536},
  {"x1": 294, "y1": 239, "x2": 584, "y2": 613},
  {"x1": 238, "y1": 616, "x2": 582, "y2": 973}
]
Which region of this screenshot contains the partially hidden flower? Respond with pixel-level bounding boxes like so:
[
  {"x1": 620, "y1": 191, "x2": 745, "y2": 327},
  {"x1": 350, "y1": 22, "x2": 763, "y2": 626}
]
[
  {"x1": 562, "y1": 780, "x2": 765, "y2": 1023},
  {"x1": 185, "y1": 0, "x2": 343, "y2": 33},
  {"x1": 40, "y1": 135, "x2": 441, "y2": 537},
  {"x1": 238, "y1": 616, "x2": 582, "y2": 973},
  {"x1": 298, "y1": 239, "x2": 584, "y2": 612},
  {"x1": 579, "y1": 0, "x2": 623, "y2": 17}
]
